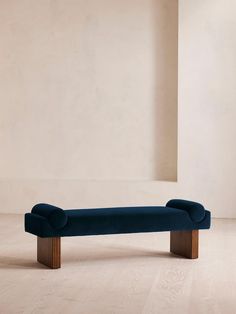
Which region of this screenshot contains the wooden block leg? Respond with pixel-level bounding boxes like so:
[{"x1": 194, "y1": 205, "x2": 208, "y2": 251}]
[
  {"x1": 37, "y1": 237, "x2": 61, "y2": 269},
  {"x1": 170, "y1": 230, "x2": 199, "y2": 259}
]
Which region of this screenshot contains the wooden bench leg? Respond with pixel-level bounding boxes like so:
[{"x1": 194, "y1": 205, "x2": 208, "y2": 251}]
[
  {"x1": 170, "y1": 230, "x2": 198, "y2": 259},
  {"x1": 37, "y1": 237, "x2": 61, "y2": 269}
]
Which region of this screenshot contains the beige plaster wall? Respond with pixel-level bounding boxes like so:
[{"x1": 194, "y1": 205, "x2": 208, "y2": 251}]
[
  {"x1": 0, "y1": 0, "x2": 236, "y2": 218},
  {"x1": 0, "y1": 0, "x2": 177, "y2": 182}
]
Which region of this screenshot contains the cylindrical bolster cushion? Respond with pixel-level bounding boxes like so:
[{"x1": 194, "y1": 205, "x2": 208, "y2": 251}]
[
  {"x1": 31, "y1": 203, "x2": 68, "y2": 229},
  {"x1": 166, "y1": 199, "x2": 205, "y2": 223}
]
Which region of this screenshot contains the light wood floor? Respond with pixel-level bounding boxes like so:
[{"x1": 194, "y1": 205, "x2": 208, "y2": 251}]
[{"x1": 0, "y1": 215, "x2": 235, "y2": 314}]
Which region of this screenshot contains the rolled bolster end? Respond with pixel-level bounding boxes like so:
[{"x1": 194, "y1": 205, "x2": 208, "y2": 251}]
[
  {"x1": 166, "y1": 199, "x2": 206, "y2": 223},
  {"x1": 31, "y1": 203, "x2": 68, "y2": 229}
]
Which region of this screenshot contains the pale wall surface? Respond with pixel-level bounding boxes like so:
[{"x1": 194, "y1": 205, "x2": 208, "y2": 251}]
[
  {"x1": 178, "y1": 0, "x2": 236, "y2": 218},
  {"x1": 0, "y1": 0, "x2": 177, "y2": 181},
  {"x1": 0, "y1": 0, "x2": 236, "y2": 218}
]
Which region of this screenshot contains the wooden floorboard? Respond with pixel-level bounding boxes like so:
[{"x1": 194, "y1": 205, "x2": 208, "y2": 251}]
[{"x1": 0, "y1": 215, "x2": 235, "y2": 314}]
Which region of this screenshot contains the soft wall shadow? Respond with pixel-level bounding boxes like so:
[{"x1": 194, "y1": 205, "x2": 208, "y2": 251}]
[{"x1": 152, "y1": 0, "x2": 178, "y2": 181}]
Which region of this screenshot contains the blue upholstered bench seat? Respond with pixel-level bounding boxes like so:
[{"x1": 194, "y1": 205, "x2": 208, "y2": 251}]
[{"x1": 25, "y1": 199, "x2": 211, "y2": 238}]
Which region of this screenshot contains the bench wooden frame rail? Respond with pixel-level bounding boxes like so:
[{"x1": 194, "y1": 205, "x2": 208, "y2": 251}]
[
  {"x1": 37, "y1": 230, "x2": 199, "y2": 269},
  {"x1": 37, "y1": 237, "x2": 61, "y2": 269}
]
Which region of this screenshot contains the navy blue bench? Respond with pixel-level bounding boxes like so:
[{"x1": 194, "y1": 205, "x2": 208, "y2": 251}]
[{"x1": 25, "y1": 199, "x2": 211, "y2": 268}]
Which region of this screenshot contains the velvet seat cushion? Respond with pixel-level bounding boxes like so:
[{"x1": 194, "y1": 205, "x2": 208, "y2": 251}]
[{"x1": 25, "y1": 200, "x2": 211, "y2": 238}]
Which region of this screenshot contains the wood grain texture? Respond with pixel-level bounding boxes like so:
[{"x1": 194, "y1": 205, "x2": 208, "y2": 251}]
[
  {"x1": 37, "y1": 237, "x2": 61, "y2": 269},
  {"x1": 1, "y1": 215, "x2": 235, "y2": 314},
  {"x1": 170, "y1": 230, "x2": 199, "y2": 259},
  {"x1": 36, "y1": 231, "x2": 199, "y2": 269}
]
